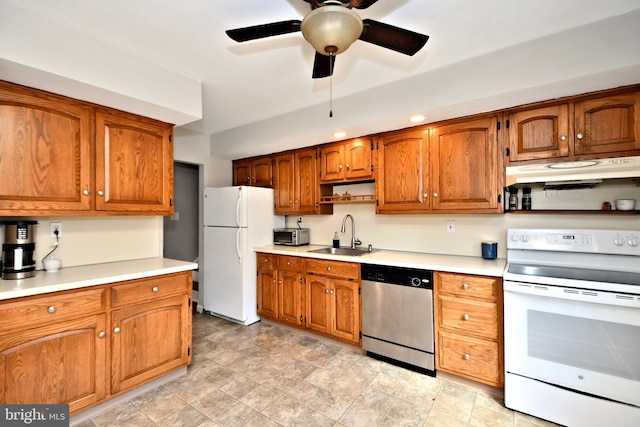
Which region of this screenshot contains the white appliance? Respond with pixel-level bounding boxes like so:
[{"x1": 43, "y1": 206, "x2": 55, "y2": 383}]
[
  {"x1": 503, "y1": 228, "x2": 640, "y2": 427},
  {"x1": 203, "y1": 186, "x2": 284, "y2": 325}
]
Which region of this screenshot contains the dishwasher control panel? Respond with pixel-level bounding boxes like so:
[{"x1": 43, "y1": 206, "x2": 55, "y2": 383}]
[{"x1": 361, "y1": 264, "x2": 433, "y2": 289}]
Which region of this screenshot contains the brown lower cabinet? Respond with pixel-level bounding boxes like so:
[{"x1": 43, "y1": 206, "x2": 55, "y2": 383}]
[
  {"x1": 434, "y1": 271, "x2": 504, "y2": 387},
  {"x1": 0, "y1": 271, "x2": 192, "y2": 415},
  {"x1": 257, "y1": 253, "x2": 361, "y2": 345}
]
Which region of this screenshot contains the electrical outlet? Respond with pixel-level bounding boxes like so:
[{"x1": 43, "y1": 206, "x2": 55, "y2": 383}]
[
  {"x1": 50, "y1": 222, "x2": 62, "y2": 238},
  {"x1": 446, "y1": 220, "x2": 455, "y2": 233}
]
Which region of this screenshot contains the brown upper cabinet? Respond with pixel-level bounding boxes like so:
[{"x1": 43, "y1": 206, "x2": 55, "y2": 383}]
[
  {"x1": 507, "y1": 89, "x2": 640, "y2": 163},
  {"x1": 0, "y1": 81, "x2": 174, "y2": 216},
  {"x1": 232, "y1": 155, "x2": 273, "y2": 187},
  {"x1": 273, "y1": 148, "x2": 331, "y2": 215},
  {"x1": 319, "y1": 138, "x2": 375, "y2": 183},
  {"x1": 376, "y1": 115, "x2": 502, "y2": 214}
]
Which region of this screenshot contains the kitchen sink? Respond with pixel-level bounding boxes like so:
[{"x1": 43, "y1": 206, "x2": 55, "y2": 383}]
[{"x1": 308, "y1": 247, "x2": 377, "y2": 257}]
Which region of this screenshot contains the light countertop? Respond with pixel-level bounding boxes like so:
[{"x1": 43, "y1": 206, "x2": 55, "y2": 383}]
[
  {"x1": 0, "y1": 257, "x2": 198, "y2": 301},
  {"x1": 255, "y1": 245, "x2": 506, "y2": 277}
]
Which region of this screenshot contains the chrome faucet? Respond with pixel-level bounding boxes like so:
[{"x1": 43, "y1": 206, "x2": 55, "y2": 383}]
[{"x1": 341, "y1": 214, "x2": 361, "y2": 250}]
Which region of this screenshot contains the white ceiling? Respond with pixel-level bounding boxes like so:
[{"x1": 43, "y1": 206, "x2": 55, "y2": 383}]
[{"x1": 3, "y1": 0, "x2": 640, "y2": 160}]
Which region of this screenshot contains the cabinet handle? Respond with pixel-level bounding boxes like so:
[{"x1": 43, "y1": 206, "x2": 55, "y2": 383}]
[
  {"x1": 462, "y1": 283, "x2": 469, "y2": 290},
  {"x1": 279, "y1": 280, "x2": 282, "y2": 284},
  {"x1": 325, "y1": 289, "x2": 329, "y2": 294},
  {"x1": 433, "y1": 192, "x2": 438, "y2": 198},
  {"x1": 463, "y1": 354, "x2": 470, "y2": 360},
  {"x1": 272, "y1": 279, "x2": 276, "y2": 284},
  {"x1": 97, "y1": 190, "x2": 105, "y2": 196},
  {"x1": 346, "y1": 163, "x2": 350, "y2": 170},
  {"x1": 330, "y1": 290, "x2": 334, "y2": 294},
  {"x1": 83, "y1": 189, "x2": 90, "y2": 196},
  {"x1": 295, "y1": 199, "x2": 299, "y2": 204},
  {"x1": 114, "y1": 327, "x2": 121, "y2": 334},
  {"x1": 48, "y1": 306, "x2": 56, "y2": 314},
  {"x1": 287, "y1": 261, "x2": 291, "y2": 266},
  {"x1": 263, "y1": 258, "x2": 269, "y2": 263},
  {"x1": 327, "y1": 267, "x2": 331, "y2": 271},
  {"x1": 339, "y1": 164, "x2": 343, "y2": 170},
  {"x1": 98, "y1": 331, "x2": 106, "y2": 339},
  {"x1": 463, "y1": 314, "x2": 470, "y2": 321},
  {"x1": 152, "y1": 286, "x2": 159, "y2": 293},
  {"x1": 576, "y1": 132, "x2": 584, "y2": 140},
  {"x1": 422, "y1": 193, "x2": 428, "y2": 199},
  {"x1": 560, "y1": 135, "x2": 567, "y2": 141}
]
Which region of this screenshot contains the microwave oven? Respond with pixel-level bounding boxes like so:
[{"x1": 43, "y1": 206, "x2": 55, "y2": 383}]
[{"x1": 273, "y1": 228, "x2": 310, "y2": 246}]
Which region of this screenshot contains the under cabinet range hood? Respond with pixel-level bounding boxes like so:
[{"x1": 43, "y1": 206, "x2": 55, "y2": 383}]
[{"x1": 505, "y1": 156, "x2": 640, "y2": 188}]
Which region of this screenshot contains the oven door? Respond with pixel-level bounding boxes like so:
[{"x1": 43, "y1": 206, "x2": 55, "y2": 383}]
[{"x1": 504, "y1": 280, "x2": 640, "y2": 407}]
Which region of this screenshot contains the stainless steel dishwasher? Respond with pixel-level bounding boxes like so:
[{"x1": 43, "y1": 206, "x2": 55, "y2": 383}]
[{"x1": 361, "y1": 263, "x2": 435, "y2": 376}]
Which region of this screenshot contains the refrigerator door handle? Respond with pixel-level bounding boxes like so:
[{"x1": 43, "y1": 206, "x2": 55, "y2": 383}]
[
  {"x1": 235, "y1": 228, "x2": 243, "y2": 263},
  {"x1": 235, "y1": 190, "x2": 242, "y2": 227}
]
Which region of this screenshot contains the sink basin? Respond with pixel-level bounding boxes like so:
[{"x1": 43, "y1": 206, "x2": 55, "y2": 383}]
[{"x1": 308, "y1": 247, "x2": 376, "y2": 257}]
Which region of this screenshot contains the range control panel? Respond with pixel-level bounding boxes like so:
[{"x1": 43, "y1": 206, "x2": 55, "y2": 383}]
[{"x1": 507, "y1": 229, "x2": 640, "y2": 255}]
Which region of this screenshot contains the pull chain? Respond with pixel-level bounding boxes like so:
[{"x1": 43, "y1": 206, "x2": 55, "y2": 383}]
[{"x1": 329, "y1": 52, "x2": 334, "y2": 118}]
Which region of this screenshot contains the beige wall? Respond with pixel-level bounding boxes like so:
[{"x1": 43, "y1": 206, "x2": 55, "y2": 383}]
[{"x1": 288, "y1": 183, "x2": 640, "y2": 259}]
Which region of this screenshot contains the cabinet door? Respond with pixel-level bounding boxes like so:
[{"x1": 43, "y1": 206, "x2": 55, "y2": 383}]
[
  {"x1": 95, "y1": 110, "x2": 174, "y2": 214},
  {"x1": 305, "y1": 275, "x2": 331, "y2": 335},
  {"x1": 344, "y1": 138, "x2": 373, "y2": 180},
  {"x1": 252, "y1": 156, "x2": 273, "y2": 187},
  {"x1": 376, "y1": 129, "x2": 429, "y2": 213},
  {"x1": 111, "y1": 294, "x2": 190, "y2": 394},
  {"x1": 257, "y1": 269, "x2": 278, "y2": 319},
  {"x1": 320, "y1": 144, "x2": 344, "y2": 182},
  {"x1": 295, "y1": 148, "x2": 318, "y2": 214},
  {"x1": 279, "y1": 270, "x2": 302, "y2": 326},
  {"x1": 0, "y1": 83, "x2": 92, "y2": 214},
  {"x1": 0, "y1": 314, "x2": 107, "y2": 414},
  {"x1": 273, "y1": 153, "x2": 295, "y2": 214},
  {"x1": 430, "y1": 117, "x2": 500, "y2": 211},
  {"x1": 331, "y1": 279, "x2": 360, "y2": 344},
  {"x1": 233, "y1": 159, "x2": 252, "y2": 186},
  {"x1": 574, "y1": 92, "x2": 640, "y2": 155},
  {"x1": 508, "y1": 104, "x2": 570, "y2": 161}
]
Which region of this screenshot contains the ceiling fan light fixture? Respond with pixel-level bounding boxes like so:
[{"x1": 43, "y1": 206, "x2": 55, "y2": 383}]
[{"x1": 301, "y1": 5, "x2": 363, "y2": 56}]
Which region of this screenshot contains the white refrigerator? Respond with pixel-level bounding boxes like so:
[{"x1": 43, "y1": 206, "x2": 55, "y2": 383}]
[{"x1": 203, "y1": 186, "x2": 284, "y2": 325}]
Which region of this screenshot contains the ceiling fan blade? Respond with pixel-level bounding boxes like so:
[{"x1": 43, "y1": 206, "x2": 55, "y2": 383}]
[
  {"x1": 312, "y1": 52, "x2": 336, "y2": 79},
  {"x1": 352, "y1": 0, "x2": 381, "y2": 9},
  {"x1": 226, "y1": 20, "x2": 301, "y2": 42},
  {"x1": 359, "y1": 19, "x2": 429, "y2": 56}
]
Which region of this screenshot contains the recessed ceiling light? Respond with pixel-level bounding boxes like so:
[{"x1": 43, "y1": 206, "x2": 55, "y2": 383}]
[
  {"x1": 409, "y1": 114, "x2": 426, "y2": 123},
  {"x1": 334, "y1": 131, "x2": 347, "y2": 138}
]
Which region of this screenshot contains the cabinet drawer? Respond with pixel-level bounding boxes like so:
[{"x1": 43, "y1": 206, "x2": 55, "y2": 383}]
[
  {"x1": 257, "y1": 253, "x2": 275, "y2": 269},
  {"x1": 437, "y1": 330, "x2": 501, "y2": 387},
  {"x1": 436, "y1": 272, "x2": 500, "y2": 301},
  {"x1": 437, "y1": 295, "x2": 498, "y2": 339},
  {"x1": 305, "y1": 258, "x2": 359, "y2": 279},
  {"x1": 0, "y1": 287, "x2": 106, "y2": 333},
  {"x1": 278, "y1": 255, "x2": 301, "y2": 271},
  {"x1": 111, "y1": 272, "x2": 190, "y2": 307}
]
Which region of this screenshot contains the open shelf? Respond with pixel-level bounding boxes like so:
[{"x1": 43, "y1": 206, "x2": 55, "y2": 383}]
[
  {"x1": 320, "y1": 193, "x2": 376, "y2": 204},
  {"x1": 506, "y1": 210, "x2": 639, "y2": 215}
]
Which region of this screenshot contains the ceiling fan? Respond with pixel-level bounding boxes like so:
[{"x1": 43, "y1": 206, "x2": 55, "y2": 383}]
[{"x1": 226, "y1": 0, "x2": 429, "y2": 79}]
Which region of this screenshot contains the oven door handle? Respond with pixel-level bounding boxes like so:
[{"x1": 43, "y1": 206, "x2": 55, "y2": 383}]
[{"x1": 504, "y1": 280, "x2": 639, "y2": 308}]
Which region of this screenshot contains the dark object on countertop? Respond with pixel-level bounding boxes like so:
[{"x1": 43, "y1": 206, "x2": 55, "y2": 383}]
[
  {"x1": 333, "y1": 231, "x2": 340, "y2": 248},
  {"x1": 602, "y1": 201, "x2": 612, "y2": 210}
]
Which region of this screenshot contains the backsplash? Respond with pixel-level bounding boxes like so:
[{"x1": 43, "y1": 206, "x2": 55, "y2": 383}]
[{"x1": 286, "y1": 183, "x2": 640, "y2": 259}]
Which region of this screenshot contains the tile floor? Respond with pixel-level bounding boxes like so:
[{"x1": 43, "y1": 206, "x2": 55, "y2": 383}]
[{"x1": 73, "y1": 313, "x2": 560, "y2": 427}]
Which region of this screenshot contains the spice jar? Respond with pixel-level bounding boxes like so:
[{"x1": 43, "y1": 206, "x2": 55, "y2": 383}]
[
  {"x1": 522, "y1": 187, "x2": 532, "y2": 210},
  {"x1": 508, "y1": 186, "x2": 519, "y2": 211}
]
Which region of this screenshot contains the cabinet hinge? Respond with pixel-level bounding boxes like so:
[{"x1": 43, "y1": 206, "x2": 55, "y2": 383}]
[
  {"x1": 497, "y1": 121, "x2": 501, "y2": 131},
  {"x1": 169, "y1": 134, "x2": 173, "y2": 142},
  {"x1": 359, "y1": 331, "x2": 362, "y2": 339},
  {"x1": 498, "y1": 194, "x2": 502, "y2": 203},
  {"x1": 299, "y1": 277, "x2": 303, "y2": 284},
  {"x1": 188, "y1": 347, "x2": 191, "y2": 356},
  {"x1": 170, "y1": 198, "x2": 173, "y2": 207},
  {"x1": 506, "y1": 119, "x2": 510, "y2": 128},
  {"x1": 188, "y1": 298, "x2": 191, "y2": 307},
  {"x1": 315, "y1": 202, "x2": 319, "y2": 208},
  {"x1": 505, "y1": 147, "x2": 511, "y2": 157},
  {"x1": 358, "y1": 287, "x2": 361, "y2": 294},
  {"x1": 300, "y1": 315, "x2": 303, "y2": 322},
  {"x1": 370, "y1": 142, "x2": 374, "y2": 150}
]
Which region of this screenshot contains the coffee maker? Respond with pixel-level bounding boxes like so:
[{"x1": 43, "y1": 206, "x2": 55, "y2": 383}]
[{"x1": 1, "y1": 220, "x2": 37, "y2": 279}]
